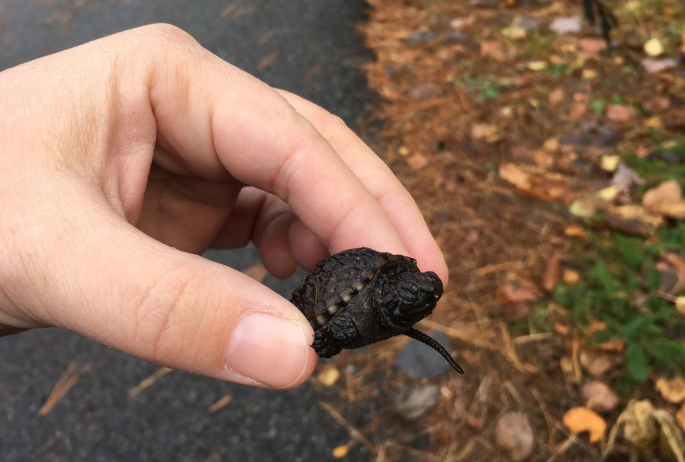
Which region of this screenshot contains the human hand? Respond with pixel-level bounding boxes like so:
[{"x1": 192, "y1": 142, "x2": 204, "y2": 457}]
[{"x1": 0, "y1": 25, "x2": 447, "y2": 389}]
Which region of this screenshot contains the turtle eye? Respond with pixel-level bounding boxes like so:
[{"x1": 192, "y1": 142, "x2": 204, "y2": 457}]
[{"x1": 398, "y1": 286, "x2": 417, "y2": 304}]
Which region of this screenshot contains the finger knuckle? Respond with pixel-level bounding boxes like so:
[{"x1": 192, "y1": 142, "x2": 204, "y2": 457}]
[{"x1": 137, "y1": 23, "x2": 199, "y2": 47}]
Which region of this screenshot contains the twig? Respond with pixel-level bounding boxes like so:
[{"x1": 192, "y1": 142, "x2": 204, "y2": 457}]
[
  {"x1": 39, "y1": 361, "x2": 89, "y2": 416},
  {"x1": 320, "y1": 401, "x2": 377, "y2": 455},
  {"x1": 129, "y1": 367, "x2": 173, "y2": 398},
  {"x1": 208, "y1": 395, "x2": 233, "y2": 414}
]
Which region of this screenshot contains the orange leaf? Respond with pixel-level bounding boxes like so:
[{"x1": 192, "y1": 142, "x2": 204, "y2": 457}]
[
  {"x1": 563, "y1": 407, "x2": 607, "y2": 442},
  {"x1": 499, "y1": 163, "x2": 531, "y2": 191}
]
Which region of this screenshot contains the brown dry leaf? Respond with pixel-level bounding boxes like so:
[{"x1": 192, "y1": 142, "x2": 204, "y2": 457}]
[
  {"x1": 606, "y1": 104, "x2": 632, "y2": 122},
  {"x1": 407, "y1": 153, "x2": 428, "y2": 170},
  {"x1": 580, "y1": 348, "x2": 619, "y2": 376},
  {"x1": 565, "y1": 226, "x2": 587, "y2": 238},
  {"x1": 583, "y1": 381, "x2": 619, "y2": 413},
  {"x1": 243, "y1": 264, "x2": 268, "y2": 283},
  {"x1": 563, "y1": 407, "x2": 607, "y2": 442},
  {"x1": 655, "y1": 375, "x2": 685, "y2": 403},
  {"x1": 495, "y1": 413, "x2": 534, "y2": 461},
  {"x1": 471, "y1": 123, "x2": 500, "y2": 143},
  {"x1": 318, "y1": 365, "x2": 341, "y2": 387},
  {"x1": 480, "y1": 40, "x2": 505, "y2": 60},
  {"x1": 563, "y1": 269, "x2": 580, "y2": 284},
  {"x1": 543, "y1": 138, "x2": 560, "y2": 152},
  {"x1": 542, "y1": 250, "x2": 562, "y2": 292},
  {"x1": 571, "y1": 103, "x2": 588, "y2": 119},
  {"x1": 534, "y1": 149, "x2": 554, "y2": 168},
  {"x1": 466, "y1": 414, "x2": 485, "y2": 431},
  {"x1": 498, "y1": 279, "x2": 542, "y2": 304},
  {"x1": 499, "y1": 163, "x2": 531, "y2": 191},
  {"x1": 642, "y1": 180, "x2": 682, "y2": 213},
  {"x1": 678, "y1": 403, "x2": 685, "y2": 431},
  {"x1": 578, "y1": 38, "x2": 607, "y2": 58},
  {"x1": 550, "y1": 87, "x2": 564, "y2": 106},
  {"x1": 605, "y1": 204, "x2": 662, "y2": 236}
]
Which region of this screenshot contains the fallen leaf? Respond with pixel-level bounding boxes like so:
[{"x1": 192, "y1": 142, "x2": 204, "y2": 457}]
[
  {"x1": 563, "y1": 269, "x2": 580, "y2": 284},
  {"x1": 655, "y1": 375, "x2": 685, "y2": 403},
  {"x1": 565, "y1": 226, "x2": 587, "y2": 238},
  {"x1": 498, "y1": 279, "x2": 542, "y2": 304},
  {"x1": 481, "y1": 40, "x2": 505, "y2": 60},
  {"x1": 571, "y1": 103, "x2": 588, "y2": 119},
  {"x1": 569, "y1": 198, "x2": 598, "y2": 218},
  {"x1": 542, "y1": 250, "x2": 562, "y2": 292},
  {"x1": 677, "y1": 297, "x2": 685, "y2": 316},
  {"x1": 583, "y1": 381, "x2": 619, "y2": 413},
  {"x1": 580, "y1": 348, "x2": 619, "y2": 376},
  {"x1": 499, "y1": 163, "x2": 530, "y2": 191},
  {"x1": 642, "y1": 58, "x2": 679, "y2": 73},
  {"x1": 600, "y1": 155, "x2": 621, "y2": 172},
  {"x1": 597, "y1": 186, "x2": 619, "y2": 202},
  {"x1": 242, "y1": 264, "x2": 268, "y2": 283},
  {"x1": 563, "y1": 407, "x2": 607, "y2": 442},
  {"x1": 472, "y1": 123, "x2": 500, "y2": 143},
  {"x1": 534, "y1": 149, "x2": 554, "y2": 168},
  {"x1": 543, "y1": 138, "x2": 560, "y2": 152},
  {"x1": 597, "y1": 339, "x2": 624, "y2": 353},
  {"x1": 466, "y1": 413, "x2": 485, "y2": 430},
  {"x1": 606, "y1": 104, "x2": 632, "y2": 122},
  {"x1": 642, "y1": 181, "x2": 685, "y2": 218},
  {"x1": 605, "y1": 204, "x2": 662, "y2": 236},
  {"x1": 318, "y1": 365, "x2": 341, "y2": 387},
  {"x1": 527, "y1": 60, "x2": 547, "y2": 71},
  {"x1": 550, "y1": 87, "x2": 564, "y2": 106},
  {"x1": 495, "y1": 413, "x2": 534, "y2": 461},
  {"x1": 398, "y1": 146, "x2": 410, "y2": 156},
  {"x1": 678, "y1": 403, "x2": 685, "y2": 431},
  {"x1": 578, "y1": 38, "x2": 607, "y2": 58},
  {"x1": 502, "y1": 25, "x2": 527, "y2": 40},
  {"x1": 644, "y1": 38, "x2": 664, "y2": 57},
  {"x1": 332, "y1": 445, "x2": 349, "y2": 459},
  {"x1": 582, "y1": 68, "x2": 598, "y2": 79},
  {"x1": 407, "y1": 153, "x2": 428, "y2": 170}
]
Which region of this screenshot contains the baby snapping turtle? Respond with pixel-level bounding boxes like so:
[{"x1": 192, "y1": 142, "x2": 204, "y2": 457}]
[{"x1": 290, "y1": 248, "x2": 464, "y2": 374}]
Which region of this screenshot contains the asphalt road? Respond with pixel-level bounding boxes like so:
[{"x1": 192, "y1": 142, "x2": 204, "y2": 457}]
[{"x1": 0, "y1": 1, "x2": 375, "y2": 461}]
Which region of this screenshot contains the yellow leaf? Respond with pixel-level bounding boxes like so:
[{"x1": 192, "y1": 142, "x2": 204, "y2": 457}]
[
  {"x1": 655, "y1": 375, "x2": 685, "y2": 403},
  {"x1": 527, "y1": 61, "x2": 547, "y2": 71},
  {"x1": 563, "y1": 407, "x2": 607, "y2": 442},
  {"x1": 318, "y1": 365, "x2": 341, "y2": 387},
  {"x1": 332, "y1": 445, "x2": 349, "y2": 458},
  {"x1": 502, "y1": 25, "x2": 527, "y2": 39},
  {"x1": 600, "y1": 155, "x2": 621, "y2": 172},
  {"x1": 398, "y1": 146, "x2": 410, "y2": 156},
  {"x1": 499, "y1": 163, "x2": 531, "y2": 191},
  {"x1": 582, "y1": 69, "x2": 598, "y2": 79},
  {"x1": 644, "y1": 38, "x2": 664, "y2": 57},
  {"x1": 597, "y1": 186, "x2": 619, "y2": 201},
  {"x1": 677, "y1": 297, "x2": 685, "y2": 316}
]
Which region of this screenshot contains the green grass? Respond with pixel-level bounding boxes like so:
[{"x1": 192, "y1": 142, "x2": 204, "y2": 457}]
[{"x1": 551, "y1": 227, "x2": 685, "y2": 382}]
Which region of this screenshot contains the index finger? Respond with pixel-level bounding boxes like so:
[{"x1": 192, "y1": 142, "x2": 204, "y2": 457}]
[{"x1": 134, "y1": 28, "x2": 411, "y2": 259}]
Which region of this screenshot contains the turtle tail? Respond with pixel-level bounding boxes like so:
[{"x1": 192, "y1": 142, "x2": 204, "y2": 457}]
[{"x1": 404, "y1": 328, "x2": 464, "y2": 374}]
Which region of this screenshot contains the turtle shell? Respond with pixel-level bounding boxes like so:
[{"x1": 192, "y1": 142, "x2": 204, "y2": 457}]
[{"x1": 289, "y1": 247, "x2": 464, "y2": 374}]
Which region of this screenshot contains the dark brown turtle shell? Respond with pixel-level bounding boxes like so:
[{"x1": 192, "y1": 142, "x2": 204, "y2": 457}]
[{"x1": 290, "y1": 247, "x2": 463, "y2": 374}]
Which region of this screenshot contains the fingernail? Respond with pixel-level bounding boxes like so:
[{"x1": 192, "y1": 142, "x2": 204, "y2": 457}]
[{"x1": 224, "y1": 313, "x2": 312, "y2": 388}]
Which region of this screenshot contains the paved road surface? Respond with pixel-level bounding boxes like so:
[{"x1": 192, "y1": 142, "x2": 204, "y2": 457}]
[{"x1": 0, "y1": 1, "x2": 375, "y2": 461}]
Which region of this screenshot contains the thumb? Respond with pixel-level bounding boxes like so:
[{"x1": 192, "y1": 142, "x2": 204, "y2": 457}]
[{"x1": 13, "y1": 201, "x2": 317, "y2": 389}]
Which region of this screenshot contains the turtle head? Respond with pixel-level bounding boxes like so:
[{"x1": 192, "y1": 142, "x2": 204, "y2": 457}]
[{"x1": 375, "y1": 270, "x2": 443, "y2": 334}]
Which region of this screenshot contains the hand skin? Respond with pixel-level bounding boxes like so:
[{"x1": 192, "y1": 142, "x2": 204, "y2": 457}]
[{"x1": 0, "y1": 24, "x2": 448, "y2": 389}]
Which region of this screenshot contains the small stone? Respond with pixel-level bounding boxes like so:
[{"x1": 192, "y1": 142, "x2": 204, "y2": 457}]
[
  {"x1": 642, "y1": 58, "x2": 679, "y2": 73},
  {"x1": 396, "y1": 331, "x2": 452, "y2": 378},
  {"x1": 495, "y1": 413, "x2": 534, "y2": 461},
  {"x1": 402, "y1": 30, "x2": 435, "y2": 45},
  {"x1": 393, "y1": 384, "x2": 440, "y2": 420},
  {"x1": 551, "y1": 16, "x2": 582, "y2": 34}
]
